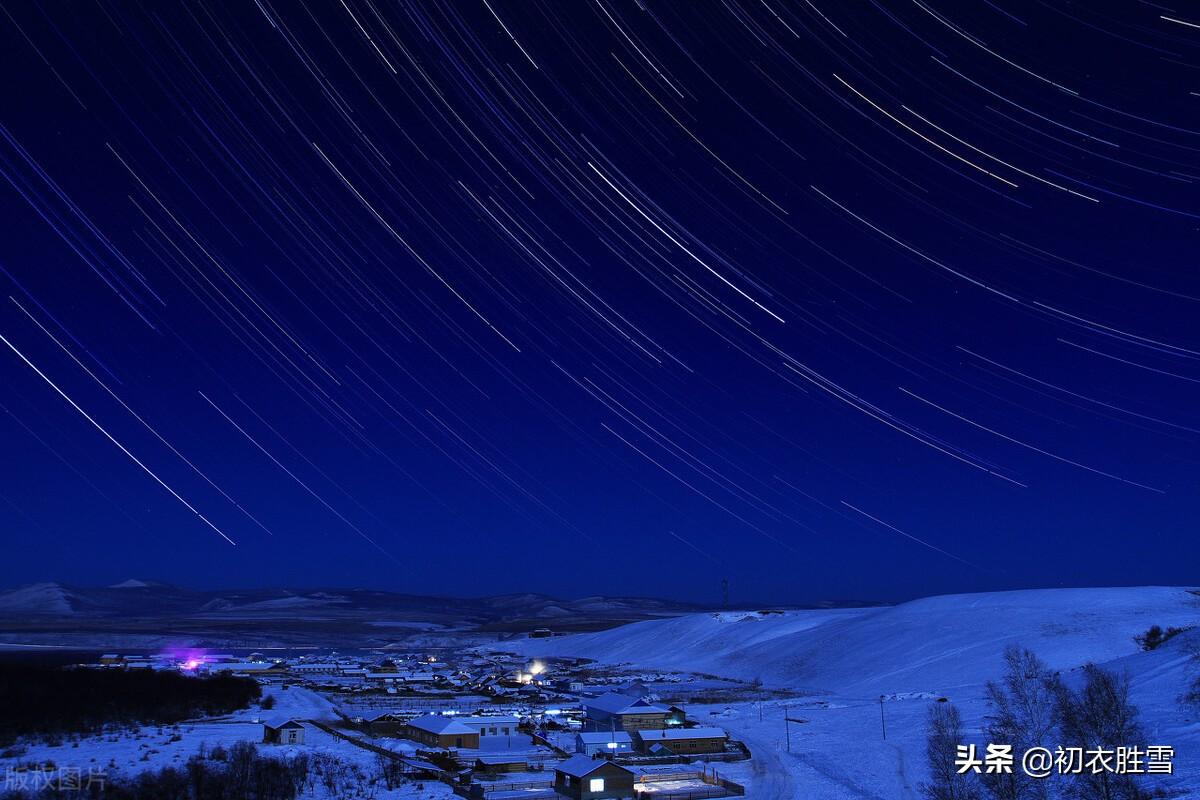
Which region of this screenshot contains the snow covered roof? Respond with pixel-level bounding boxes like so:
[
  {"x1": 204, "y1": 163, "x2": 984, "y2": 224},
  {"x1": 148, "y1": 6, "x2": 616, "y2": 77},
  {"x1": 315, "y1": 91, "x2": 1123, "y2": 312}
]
[
  {"x1": 584, "y1": 692, "x2": 668, "y2": 715},
  {"x1": 554, "y1": 755, "x2": 632, "y2": 778},
  {"x1": 263, "y1": 716, "x2": 305, "y2": 730},
  {"x1": 576, "y1": 732, "x2": 633, "y2": 744},
  {"x1": 457, "y1": 715, "x2": 519, "y2": 727},
  {"x1": 214, "y1": 662, "x2": 276, "y2": 672},
  {"x1": 406, "y1": 715, "x2": 475, "y2": 735},
  {"x1": 475, "y1": 755, "x2": 527, "y2": 765},
  {"x1": 636, "y1": 727, "x2": 726, "y2": 741}
]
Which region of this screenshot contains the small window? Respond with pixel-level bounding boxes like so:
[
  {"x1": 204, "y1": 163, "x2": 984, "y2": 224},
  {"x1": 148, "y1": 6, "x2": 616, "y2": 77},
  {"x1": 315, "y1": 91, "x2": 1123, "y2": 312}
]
[{"x1": 588, "y1": 778, "x2": 605, "y2": 792}]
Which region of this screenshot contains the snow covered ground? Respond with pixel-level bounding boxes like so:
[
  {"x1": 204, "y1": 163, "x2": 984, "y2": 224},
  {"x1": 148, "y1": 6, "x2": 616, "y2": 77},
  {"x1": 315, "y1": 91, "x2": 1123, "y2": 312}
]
[
  {"x1": 501, "y1": 586, "x2": 1200, "y2": 798},
  {"x1": 5, "y1": 586, "x2": 1197, "y2": 798},
  {"x1": 0, "y1": 686, "x2": 452, "y2": 799}
]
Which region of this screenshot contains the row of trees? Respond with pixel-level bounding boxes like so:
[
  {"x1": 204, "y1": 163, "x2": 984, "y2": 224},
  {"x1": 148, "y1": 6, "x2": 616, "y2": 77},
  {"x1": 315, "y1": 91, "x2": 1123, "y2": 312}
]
[
  {"x1": 4, "y1": 742, "x2": 384, "y2": 800},
  {"x1": 924, "y1": 647, "x2": 1157, "y2": 800},
  {"x1": 0, "y1": 665, "x2": 261, "y2": 745}
]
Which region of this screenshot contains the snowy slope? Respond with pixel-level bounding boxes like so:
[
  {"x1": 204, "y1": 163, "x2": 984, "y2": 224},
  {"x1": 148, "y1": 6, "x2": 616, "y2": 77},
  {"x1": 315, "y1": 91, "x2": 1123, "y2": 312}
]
[
  {"x1": 503, "y1": 587, "x2": 1200, "y2": 695},
  {"x1": 501, "y1": 587, "x2": 1200, "y2": 799},
  {"x1": 0, "y1": 581, "x2": 698, "y2": 624},
  {"x1": 0, "y1": 582, "x2": 79, "y2": 615}
]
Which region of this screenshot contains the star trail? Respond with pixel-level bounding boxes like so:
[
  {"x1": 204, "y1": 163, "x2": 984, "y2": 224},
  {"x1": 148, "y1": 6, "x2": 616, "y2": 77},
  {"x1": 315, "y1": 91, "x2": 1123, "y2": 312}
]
[{"x1": 1, "y1": 1, "x2": 1197, "y2": 602}]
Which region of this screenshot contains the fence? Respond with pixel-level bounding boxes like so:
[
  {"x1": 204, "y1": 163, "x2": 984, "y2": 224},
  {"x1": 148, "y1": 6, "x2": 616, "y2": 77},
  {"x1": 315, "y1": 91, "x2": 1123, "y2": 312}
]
[
  {"x1": 637, "y1": 771, "x2": 705, "y2": 783},
  {"x1": 460, "y1": 779, "x2": 555, "y2": 800},
  {"x1": 617, "y1": 742, "x2": 750, "y2": 767},
  {"x1": 530, "y1": 731, "x2": 571, "y2": 756},
  {"x1": 307, "y1": 719, "x2": 449, "y2": 778},
  {"x1": 632, "y1": 768, "x2": 746, "y2": 799},
  {"x1": 636, "y1": 788, "x2": 731, "y2": 800},
  {"x1": 705, "y1": 771, "x2": 746, "y2": 797}
]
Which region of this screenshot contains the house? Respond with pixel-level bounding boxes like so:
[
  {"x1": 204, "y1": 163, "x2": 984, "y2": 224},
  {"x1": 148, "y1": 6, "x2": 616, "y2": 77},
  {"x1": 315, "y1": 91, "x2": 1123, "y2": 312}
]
[
  {"x1": 616, "y1": 682, "x2": 651, "y2": 698},
  {"x1": 291, "y1": 662, "x2": 338, "y2": 674},
  {"x1": 583, "y1": 693, "x2": 670, "y2": 731},
  {"x1": 212, "y1": 661, "x2": 288, "y2": 676},
  {"x1": 633, "y1": 728, "x2": 727, "y2": 755},
  {"x1": 553, "y1": 755, "x2": 635, "y2": 799},
  {"x1": 403, "y1": 715, "x2": 479, "y2": 749},
  {"x1": 473, "y1": 755, "x2": 528, "y2": 774},
  {"x1": 665, "y1": 706, "x2": 688, "y2": 727},
  {"x1": 262, "y1": 718, "x2": 306, "y2": 745},
  {"x1": 365, "y1": 712, "x2": 406, "y2": 737},
  {"x1": 575, "y1": 732, "x2": 634, "y2": 757},
  {"x1": 363, "y1": 672, "x2": 408, "y2": 685},
  {"x1": 456, "y1": 715, "x2": 520, "y2": 738}
]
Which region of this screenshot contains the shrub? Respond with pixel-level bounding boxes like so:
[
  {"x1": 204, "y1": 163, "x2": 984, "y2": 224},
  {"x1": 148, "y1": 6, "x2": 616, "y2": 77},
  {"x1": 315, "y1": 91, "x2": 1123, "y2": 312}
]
[{"x1": 1133, "y1": 625, "x2": 1187, "y2": 651}]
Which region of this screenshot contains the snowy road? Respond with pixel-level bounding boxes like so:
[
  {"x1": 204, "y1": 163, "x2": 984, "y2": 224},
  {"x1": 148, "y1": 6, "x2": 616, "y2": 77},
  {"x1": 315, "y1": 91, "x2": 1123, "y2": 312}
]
[
  {"x1": 744, "y1": 739, "x2": 795, "y2": 800},
  {"x1": 706, "y1": 697, "x2": 928, "y2": 800},
  {"x1": 268, "y1": 684, "x2": 339, "y2": 721}
]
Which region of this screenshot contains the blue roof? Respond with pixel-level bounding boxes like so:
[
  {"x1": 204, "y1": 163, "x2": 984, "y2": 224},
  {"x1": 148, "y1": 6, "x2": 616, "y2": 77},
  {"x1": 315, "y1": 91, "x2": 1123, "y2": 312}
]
[
  {"x1": 263, "y1": 716, "x2": 305, "y2": 729},
  {"x1": 584, "y1": 692, "x2": 668, "y2": 715},
  {"x1": 636, "y1": 727, "x2": 726, "y2": 741},
  {"x1": 576, "y1": 732, "x2": 633, "y2": 744},
  {"x1": 407, "y1": 715, "x2": 475, "y2": 735},
  {"x1": 555, "y1": 755, "x2": 633, "y2": 778}
]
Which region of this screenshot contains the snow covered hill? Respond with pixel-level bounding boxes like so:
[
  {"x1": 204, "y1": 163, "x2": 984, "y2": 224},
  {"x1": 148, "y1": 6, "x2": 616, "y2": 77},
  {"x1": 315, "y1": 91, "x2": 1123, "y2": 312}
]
[
  {"x1": 0, "y1": 582, "x2": 79, "y2": 615},
  {"x1": 503, "y1": 586, "x2": 1200, "y2": 696},
  {"x1": 0, "y1": 580, "x2": 699, "y2": 623},
  {"x1": 0, "y1": 581, "x2": 706, "y2": 649},
  {"x1": 503, "y1": 587, "x2": 1200, "y2": 799}
]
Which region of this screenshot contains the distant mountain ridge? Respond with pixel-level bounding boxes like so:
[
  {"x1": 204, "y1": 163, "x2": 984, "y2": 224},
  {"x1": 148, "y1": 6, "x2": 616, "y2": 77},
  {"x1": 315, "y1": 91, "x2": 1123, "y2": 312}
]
[{"x1": 0, "y1": 580, "x2": 702, "y2": 627}]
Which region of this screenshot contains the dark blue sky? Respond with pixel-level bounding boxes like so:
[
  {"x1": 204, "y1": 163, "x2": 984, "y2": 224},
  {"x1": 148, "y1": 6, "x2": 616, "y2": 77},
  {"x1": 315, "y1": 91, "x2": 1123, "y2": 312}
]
[{"x1": 1, "y1": 1, "x2": 1197, "y2": 605}]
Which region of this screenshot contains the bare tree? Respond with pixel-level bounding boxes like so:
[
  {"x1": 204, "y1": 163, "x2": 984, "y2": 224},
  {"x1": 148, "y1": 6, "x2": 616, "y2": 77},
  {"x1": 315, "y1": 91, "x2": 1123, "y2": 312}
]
[
  {"x1": 1051, "y1": 664, "x2": 1151, "y2": 800},
  {"x1": 923, "y1": 702, "x2": 983, "y2": 800},
  {"x1": 376, "y1": 752, "x2": 406, "y2": 790},
  {"x1": 983, "y1": 646, "x2": 1057, "y2": 800}
]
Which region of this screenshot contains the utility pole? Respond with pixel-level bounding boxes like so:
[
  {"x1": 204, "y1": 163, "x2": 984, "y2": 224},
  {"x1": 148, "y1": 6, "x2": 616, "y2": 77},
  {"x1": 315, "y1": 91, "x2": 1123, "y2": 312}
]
[
  {"x1": 784, "y1": 705, "x2": 790, "y2": 752},
  {"x1": 722, "y1": 577, "x2": 729, "y2": 609},
  {"x1": 879, "y1": 695, "x2": 887, "y2": 740}
]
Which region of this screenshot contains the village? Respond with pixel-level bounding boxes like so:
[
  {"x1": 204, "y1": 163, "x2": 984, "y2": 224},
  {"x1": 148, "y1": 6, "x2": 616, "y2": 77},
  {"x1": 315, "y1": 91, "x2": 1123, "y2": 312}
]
[{"x1": 6, "y1": 643, "x2": 759, "y2": 799}]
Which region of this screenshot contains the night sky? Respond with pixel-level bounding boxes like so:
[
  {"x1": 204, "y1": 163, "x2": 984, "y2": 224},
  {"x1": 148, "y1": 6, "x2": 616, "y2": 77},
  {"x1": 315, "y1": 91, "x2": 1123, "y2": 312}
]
[{"x1": 1, "y1": 1, "x2": 1197, "y2": 605}]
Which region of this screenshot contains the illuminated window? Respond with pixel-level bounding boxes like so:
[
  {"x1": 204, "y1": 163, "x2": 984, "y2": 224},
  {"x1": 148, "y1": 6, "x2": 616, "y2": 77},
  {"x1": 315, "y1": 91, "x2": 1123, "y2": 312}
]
[{"x1": 588, "y1": 778, "x2": 605, "y2": 792}]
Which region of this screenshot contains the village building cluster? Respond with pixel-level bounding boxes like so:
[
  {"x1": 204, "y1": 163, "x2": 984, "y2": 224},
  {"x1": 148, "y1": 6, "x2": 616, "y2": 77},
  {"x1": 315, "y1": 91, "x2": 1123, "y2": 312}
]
[{"x1": 84, "y1": 647, "x2": 749, "y2": 799}]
